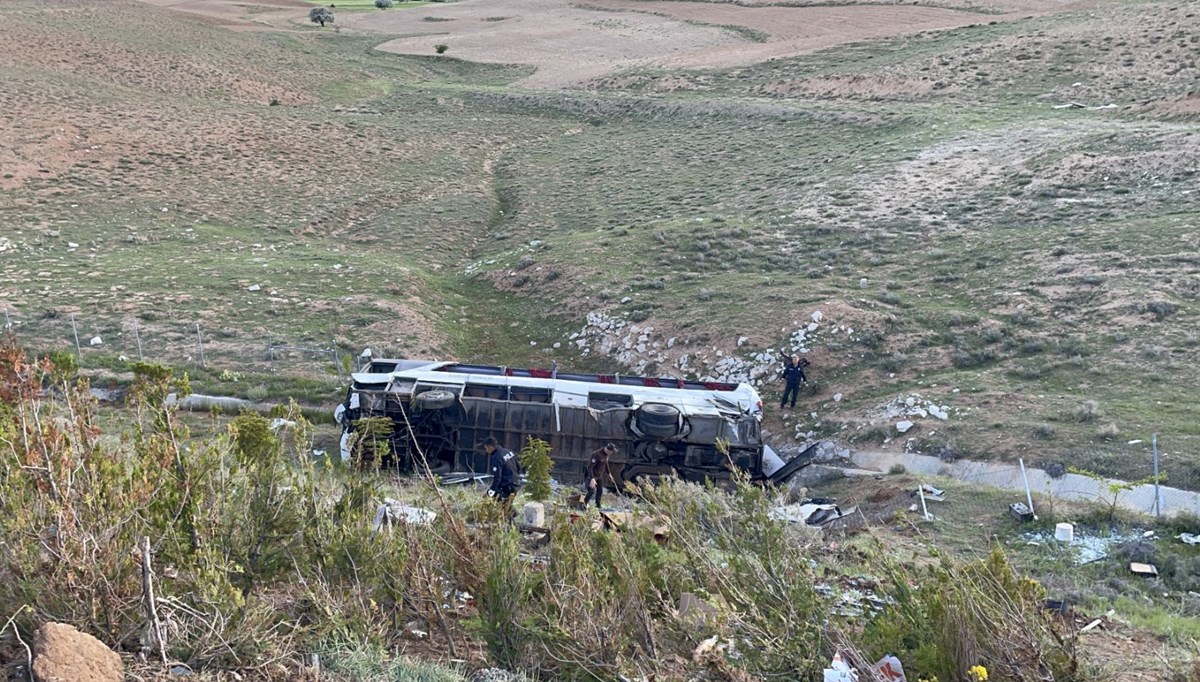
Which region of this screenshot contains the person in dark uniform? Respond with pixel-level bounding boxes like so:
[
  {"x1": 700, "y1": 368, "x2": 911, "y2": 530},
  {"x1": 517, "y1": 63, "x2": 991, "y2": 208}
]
[
  {"x1": 483, "y1": 437, "x2": 520, "y2": 504},
  {"x1": 585, "y1": 443, "x2": 617, "y2": 509},
  {"x1": 779, "y1": 354, "x2": 809, "y2": 409}
]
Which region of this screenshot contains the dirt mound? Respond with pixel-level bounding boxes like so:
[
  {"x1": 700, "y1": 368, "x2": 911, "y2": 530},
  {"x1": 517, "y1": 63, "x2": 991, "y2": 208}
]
[{"x1": 32, "y1": 622, "x2": 123, "y2": 682}]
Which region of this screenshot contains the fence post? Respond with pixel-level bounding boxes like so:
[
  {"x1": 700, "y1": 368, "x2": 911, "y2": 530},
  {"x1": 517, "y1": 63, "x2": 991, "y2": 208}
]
[
  {"x1": 194, "y1": 323, "x2": 206, "y2": 369},
  {"x1": 1153, "y1": 434, "x2": 1161, "y2": 518},
  {"x1": 134, "y1": 322, "x2": 144, "y2": 361},
  {"x1": 330, "y1": 336, "x2": 343, "y2": 377},
  {"x1": 69, "y1": 314, "x2": 83, "y2": 361},
  {"x1": 1019, "y1": 458, "x2": 1037, "y2": 521}
]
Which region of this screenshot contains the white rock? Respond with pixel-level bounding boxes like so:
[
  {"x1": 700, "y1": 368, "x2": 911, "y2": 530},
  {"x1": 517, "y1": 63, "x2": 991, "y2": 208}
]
[
  {"x1": 806, "y1": 322, "x2": 819, "y2": 332},
  {"x1": 620, "y1": 296, "x2": 632, "y2": 304},
  {"x1": 833, "y1": 393, "x2": 843, "y2": 402},
  {"x1": 667, "y1": 337, "x2": 676, "y2": 348},
  {"x1": 737, "y1": 336, "x2": 748, "y2": 347},
  {"x1": 896, "y1": 420, "x2": 915, "y2": 433},
  {"x1": 89, "y1": 336, "x2": 103, "y2": 346},
  {"x1": 811, "y1": 311, "x2": 823, "y2": 323},
  {"x1": 930, "y1": 406, "x2": 948, "y2": 420},
  {"x1": 247, "y1": 284, "x2": 261, "y2": 291},
  {"x1": 67, "y1": 242, "x2": 79, "y2": 248}
]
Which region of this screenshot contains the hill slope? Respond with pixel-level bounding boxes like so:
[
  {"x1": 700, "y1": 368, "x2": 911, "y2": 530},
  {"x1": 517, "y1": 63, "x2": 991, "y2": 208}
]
[{"x1": 1, "y1": 0, "x2": 1198, "y2": 482}]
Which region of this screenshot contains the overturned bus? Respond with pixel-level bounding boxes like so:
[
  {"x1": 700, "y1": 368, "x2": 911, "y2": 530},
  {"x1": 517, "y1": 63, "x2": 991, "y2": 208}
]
[{"x1": 336, "y1": 359, "x2": 809, "y2": 487}]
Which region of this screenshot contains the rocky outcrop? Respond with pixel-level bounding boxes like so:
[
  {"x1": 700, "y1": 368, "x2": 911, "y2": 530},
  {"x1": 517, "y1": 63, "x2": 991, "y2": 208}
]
[{"x1": 32, "y1": 623, "x2": 123, "y2": 682}]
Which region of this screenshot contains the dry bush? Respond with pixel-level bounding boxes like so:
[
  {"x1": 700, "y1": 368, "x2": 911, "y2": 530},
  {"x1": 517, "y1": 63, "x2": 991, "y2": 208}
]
[
  {"x1": 0, "y1": 344, "x2": 477, "y2": 672},
  {"x1": 479, "y1": 478, "x2": 825, "y2": 680}
]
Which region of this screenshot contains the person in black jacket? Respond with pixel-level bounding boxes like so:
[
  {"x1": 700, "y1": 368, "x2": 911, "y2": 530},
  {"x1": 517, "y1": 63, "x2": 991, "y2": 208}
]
[
  {"x1": 584, "y1": 443, "x2": 617, "y2": 509},
  {"x1": 483, "y1": 437, "x2": 521, "y2": 504},
  {"x1": 779, "y1": 354, "x2": 809, "y2": 409}
]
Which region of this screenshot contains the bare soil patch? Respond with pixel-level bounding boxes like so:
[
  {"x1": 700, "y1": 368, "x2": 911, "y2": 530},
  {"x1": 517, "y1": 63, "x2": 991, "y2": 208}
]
[{"x1": 344, "y1": 0, "x2": 1076, "y2": 87}]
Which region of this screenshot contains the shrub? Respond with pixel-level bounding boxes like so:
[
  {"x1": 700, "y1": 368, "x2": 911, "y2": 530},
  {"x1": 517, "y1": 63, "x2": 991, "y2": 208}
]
[
  {"x1": 1139, "y1": 300, "x2": 1177, "y2": 320},
  {"x1": 1033, "y1": 423, "x2": 1056, "y2": 440},
  {"x1": 435, "y1": 43, "x2": 450, "y2": 54},
  {"x1": 480, "y1": 479, "x2": 825, "y2": 680},
  {"x1": 309, "y1": 6, "x2": 334, "y2": 26},
  {"x1": 517, "y1": 436, "x2": 553, "y2": 502},
  {"x1": 1096, "y1": 422, "x2": 1120, "y2": 441},
  {"x1": 1075, "y1": 400, "x2": 1101, "y2": 423},
  {"x1": 861, "y1": 546, "x2": 1080, "y2": 682},
  {"x1": 375, "y1": 0, "x2": 394, "y2": 7}
]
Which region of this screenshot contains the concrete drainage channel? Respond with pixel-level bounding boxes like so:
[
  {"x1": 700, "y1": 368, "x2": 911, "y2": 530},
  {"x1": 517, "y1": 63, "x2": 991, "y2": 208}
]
[{"x1": 841, "y1": 449, "x2": 1200, "y2": 518}]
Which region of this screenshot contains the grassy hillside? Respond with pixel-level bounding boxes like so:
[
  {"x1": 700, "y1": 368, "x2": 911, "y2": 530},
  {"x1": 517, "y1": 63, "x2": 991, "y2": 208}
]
[{"x1": 1, "y1": 0, "x2": 1198, "y2": 481}]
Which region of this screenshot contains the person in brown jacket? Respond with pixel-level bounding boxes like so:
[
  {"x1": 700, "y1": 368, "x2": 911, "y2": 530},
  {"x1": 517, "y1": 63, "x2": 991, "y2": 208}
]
[{"x1": 585, "y1": 443, "x2": 617, "y2": 509}]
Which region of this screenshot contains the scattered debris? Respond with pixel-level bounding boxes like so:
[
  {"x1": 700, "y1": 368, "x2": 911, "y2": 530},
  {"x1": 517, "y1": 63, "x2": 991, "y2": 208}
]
[
  {"x1": 1021, "y1": 527, "x2": 1152, "y2": 566},
  {"x1": 1129, "y1": 562, "x2": 1159, "y2": 577},
  {"x1": 89, "y1": 336, "x2": 103, "y2": 346},
  {"x1": 1179, "y1": 533, "x2": 1200, "y2": 546},
  {"x1": 269, "y1": 418, "x2": 297, "y2": 431},
  {"x1": 872, "y1": 654, "x2": 907, "y2": 682},
  {"x1": 440, "y1": 472, "x2": 492, "y2": 485},
  {"x1": 1079, "y1": 618, "x2": 1104, "y2": 634},
  {"x1": 823, "y1": 652, "x2": 856, "y2": 682},
  {"x1": 918, "y1": 484, "x2": 945, "y2": 502},
  {"x1": 895, "y1": 420, "x2": 914, "y2": 433},
  {"x1": 770, "y1": 501, "x2": 857, "y2": 527},
  {"x1": 1055, "y1": 523, "x2": 1075, "y2": 543},
  {"x1": 1009, "y1": 502, "x2": 1035, "y2": 522},
  {"x1": 371, "y1": 500, "x2": 436, "y2": 531}
]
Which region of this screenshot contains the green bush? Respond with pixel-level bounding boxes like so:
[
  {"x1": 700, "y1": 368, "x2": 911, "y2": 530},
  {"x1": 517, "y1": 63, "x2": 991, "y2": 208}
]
[
  {"x1": 861, "y1": 546, "x2": 1082, "y2": 682},
  {"x1": 517, "y1": 436, "x2": 553, "y2": 502}
]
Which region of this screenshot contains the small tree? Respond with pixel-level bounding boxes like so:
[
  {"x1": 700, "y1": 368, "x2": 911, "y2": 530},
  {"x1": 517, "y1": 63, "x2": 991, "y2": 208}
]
[
  {"x1": 518, "y1": 436, "x2": 553, "y2": 502},
  {"x1": 434, "y1": 43, "x2": 449, "y2": 54},
  {"x1": 1069, "y1": 466, "x2": 1164, "y2": 523},
  {"x1": 309, "y1": 6, "x2": 334, "y2": 27},
  {"x1": 375, "y1": 0, "x2": 393, "y2": 7}
]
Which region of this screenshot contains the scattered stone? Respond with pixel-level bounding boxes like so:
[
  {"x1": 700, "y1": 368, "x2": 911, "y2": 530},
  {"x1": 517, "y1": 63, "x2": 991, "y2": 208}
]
[
  {"x1": 469, "y1": 668, "x2": 523, "y2": 682},
  {"x1": 523, "y1": 501, "x2": 545, "y2": 527},
  {"x1": 833, "y1": 392, "x2": 843, "y2": 403},
  {"x1": 895, "y1": 420, "x2": 914, "y2": 433},
  {"x1": 247, "y1": 284, "x2": 261, "y2": 291},
  {"x1": 89, "y1": 336, "x2": 102, "y2": 346},
  {"x1": 33, "y1": 623, "x2": 123, "y2": 682},
  {"x1": 619, "y1": 296, "x2": 632, "y2": 304}
]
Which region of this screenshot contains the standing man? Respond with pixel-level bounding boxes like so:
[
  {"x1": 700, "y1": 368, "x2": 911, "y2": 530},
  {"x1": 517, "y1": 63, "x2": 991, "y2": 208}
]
[
  {"x1": 585, "y1": 443, "x2": 617, "y2": 509},
  {"x1": 779, "y1": 354, "x2": 809, "y2": 409},
  {"x1": 483, "y1": 437, "x2": 520, "y2": 505}
]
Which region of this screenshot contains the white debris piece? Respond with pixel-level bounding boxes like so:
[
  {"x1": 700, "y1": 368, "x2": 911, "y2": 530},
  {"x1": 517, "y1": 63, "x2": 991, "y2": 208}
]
[
  {"x1": 895, "y1": 420, "x2": 914, "y2": 433},
  {"x1": 372, "y1": 499, "x2": 436, "y2": 531},
  {"x1": 247, "y1": 284, "x2": 261, "y2": 291},
  {"x1": 89, "y1": 336, "x2": 103, "y2": 346}
]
